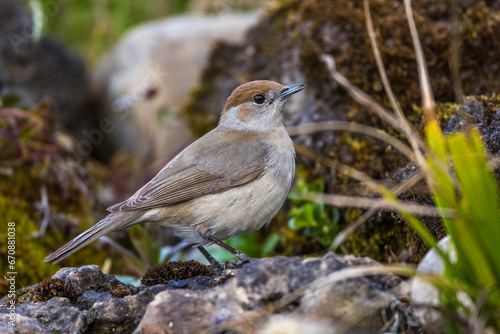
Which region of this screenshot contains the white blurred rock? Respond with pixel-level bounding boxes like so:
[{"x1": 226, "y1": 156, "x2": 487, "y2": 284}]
[
  {"x1": 94, "y1": 13, "x2": 259, "y2": 162},
  {"x1": 411, "y1": 235, "x2": 466, "y2": 333},
  {"x1": 257, "y1": 315, "x2": 337, "y2": 334}
]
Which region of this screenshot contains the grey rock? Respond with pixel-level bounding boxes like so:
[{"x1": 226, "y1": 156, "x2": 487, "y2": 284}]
[
  {"x1": 210, "y1": 254, "x2": 407, "y2": 333},
  {"x1": 444, "y1": 100, "x2": 485, "y2": 133},
  {"x1": 133, "y1": 290, "x2": 215, "y2": 334},
  {"x1": 0, "y1": 266, "x2": 171, "y2": 333},
  {"x1": 0, "y1": 313, "x2": 50, "y2": 334},
  {"x1": 445, "y1": 100, "x2": 500, "y2": 156},
  {"x1": 299, "y1": 277, "x2": 396, "y2": 327},
  {"x1": 2, "y1": 254, "x2": 413, "y2": 333},
  {"x1": 16, "y1": 297, "x2": 86, "y2": 333},
  {"x1": 52, "y1": 264, "x2": 138, "y2": 298},
  {"x1": 75, "y1": 285, "x2": 173, "y2": 333}
]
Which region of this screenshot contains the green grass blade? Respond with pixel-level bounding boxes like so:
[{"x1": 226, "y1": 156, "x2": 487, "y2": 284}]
[{"x1": 447, "y1": 132, "x2": 500, "y2": 285}]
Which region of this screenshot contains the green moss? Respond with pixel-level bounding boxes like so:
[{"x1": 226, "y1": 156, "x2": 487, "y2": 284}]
[
  {"x1": 343, "y1": 212, "x2": 409, "y2": 262},
  {"x1": 15, "y1": 273, "x2": 134, "y2": 303},
  {"x1": 110, "y1": 284, "x2": 135, "y2": 298},
  {"x1": 16, "y1": 278, "x2": 78, "y2": 303},
  {"x1": 0, "y1": 100, "x2": 113, "y2": 297}
]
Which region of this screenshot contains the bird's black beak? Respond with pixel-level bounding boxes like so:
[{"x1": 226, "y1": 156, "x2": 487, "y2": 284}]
[{"x1": 277, "y1": 83, "x2": 306, "y2": 101}]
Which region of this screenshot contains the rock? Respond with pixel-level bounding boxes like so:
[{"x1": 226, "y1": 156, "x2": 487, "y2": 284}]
[
  {"x1": 78, "y1": 285, "x2": 177, "y2": 333},
  {"x1": 445, "y1": 98, "x2": 500, "y2": 156},
  {"x1": 1, "y1": 253, "x2": 414, "y2": 333},
  {"x1": 0, "y1": 313, "x2": 50, "y2": 334},
  {"x1": 299, "y1": 275, "x2": 398, "y2": 328},
  {"x1": 134, "y1": 290, "x2": 215, "y2": 334},
  {"x1": 93, "y1": 13, "x2": 259, "y2": 163},
  {"x1": 0, "y1": 0, "x2": 96, "y2": 156},
  {"x1": 0, "y1": 266, "x2": 175, "y2": 333},
  {"x1": 16, "y1": 297, "x2": 86, "y2": 333},
  {"x1": 445, "y1": 100, "x2": 485, "y2": 133},
  {"x1": 82, "y1": 291, "x2": 139, "y2": 333},
  {"x1": 411, "y1": 236, "x2": 473, "y2": 333},
  {"x1": 257, "y1": 315, "x2": 336, "y2": 334},
  {"x1": 138, "y1": 254, "x2": 409, "y2": 333},
  {"x1": 51, "y1": 265, "x2": 137, "y2": 297}
]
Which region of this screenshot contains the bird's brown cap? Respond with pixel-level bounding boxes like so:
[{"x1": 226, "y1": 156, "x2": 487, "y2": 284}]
[{"x1": 222, "y1": 80, "x2": 284, "y2": 114}]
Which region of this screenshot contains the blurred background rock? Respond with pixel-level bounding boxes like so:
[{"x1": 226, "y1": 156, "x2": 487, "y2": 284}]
[
  {"x1": 94, "y1": 13, "x2": 259, "y2": 166},
  {"x1": 2, "y1": 0, "x2": 500, "y2": 296}
]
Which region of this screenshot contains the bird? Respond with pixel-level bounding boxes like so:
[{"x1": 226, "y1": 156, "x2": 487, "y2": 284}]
[{"x1": 45, "y1": 80, "x2": 306, "y2": 266}]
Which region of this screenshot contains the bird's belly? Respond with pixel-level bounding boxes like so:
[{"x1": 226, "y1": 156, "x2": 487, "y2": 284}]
[{"x1": 154, "y1": 158, "x2": 294, "y2": 245}]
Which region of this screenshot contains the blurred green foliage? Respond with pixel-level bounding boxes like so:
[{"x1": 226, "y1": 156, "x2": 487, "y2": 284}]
[
  {"x1": 425, "y1": 124, "x2": 500, "y2": 332},
  {"x1": 117, "y1": 225, "x2": 281, "y2": 275},
  {"x1": 25, "y1": 0, "x2": 261, "y2": 66},
  {"x1": 27, "y1": 0, "x2": 191, "y2": 66},
  {"x1": 288, "y1": 177, "x2": 340, "y2": 246}
]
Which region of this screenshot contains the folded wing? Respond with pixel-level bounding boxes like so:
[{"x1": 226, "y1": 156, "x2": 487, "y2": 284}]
[{"x1": 107, "y1": 130, "x2": 269, "y2": 212}]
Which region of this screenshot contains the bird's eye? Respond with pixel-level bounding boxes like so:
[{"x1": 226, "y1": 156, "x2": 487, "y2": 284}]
[{"x1": 253, "y1": 94, "x2": 265, "y2": 104}]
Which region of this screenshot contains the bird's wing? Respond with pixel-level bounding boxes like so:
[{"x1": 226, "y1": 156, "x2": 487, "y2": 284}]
[{"x1": 107, "y1": 130, "x2": 269, "y2": 212}]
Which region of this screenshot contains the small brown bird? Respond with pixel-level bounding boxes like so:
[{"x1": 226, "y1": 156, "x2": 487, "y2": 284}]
[{"x1": 45, "y1": 80, "x2": 306, "y2": 266}]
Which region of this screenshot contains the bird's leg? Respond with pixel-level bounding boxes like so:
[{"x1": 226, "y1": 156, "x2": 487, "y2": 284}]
[
  {"x1": 197, "y1": 246, "x2": 221, "y2": 268},
  {"x1": 198, "y1": 233, "x2": 253, "y2": 263}
]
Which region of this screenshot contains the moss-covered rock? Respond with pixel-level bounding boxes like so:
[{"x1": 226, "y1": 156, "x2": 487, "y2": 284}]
[
  {"x1": 0, "y1": 99, "x2": 120, "y2": 297},
  {"x1": 14, "y1": 265, "x2": 137, "y2": 304},
  {"x1": 16, "y1": 278, "x2": 75, "y2": 303},
  {"x1": 182, "y1": 0, "x2": 500, "y2": 261}
]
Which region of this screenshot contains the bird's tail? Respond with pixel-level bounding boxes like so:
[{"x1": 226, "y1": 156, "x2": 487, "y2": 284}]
[{"x1": 44, "y1": 212, "x2": 138, "y2": 264}]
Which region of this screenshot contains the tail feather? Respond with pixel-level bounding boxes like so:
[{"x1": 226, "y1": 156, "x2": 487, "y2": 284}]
[{"x1": 44, "y1": 212, "x2": 138, "y2": 264}]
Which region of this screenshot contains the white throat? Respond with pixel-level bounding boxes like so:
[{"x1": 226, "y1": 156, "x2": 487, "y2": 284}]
[{"x1": 219, "y1": 105, "x2": 284, "y2": 133}]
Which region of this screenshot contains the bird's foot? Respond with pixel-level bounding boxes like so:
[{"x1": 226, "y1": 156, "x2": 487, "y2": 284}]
[
  {"x1": 207, "y1": 261, "x2": 223, "y2": 271},
  {"x1": 197, "y1": 245, "x2": 223, "y2": 271},
  {"x1": 233, "y1": 252, "x2": 256, "y2": 266}
]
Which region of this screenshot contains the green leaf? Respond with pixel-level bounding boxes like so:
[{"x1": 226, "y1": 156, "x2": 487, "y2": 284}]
[
  {"x1": 128, "y1": 225, "x2": 161, "y2": 268},
  {"x1": 426, "y1": 121, "x2": 447, "y2": 161},
  {"x1": 226, "y1": 234, "x2": 260, "y2": 258},
  {"x1": 262, "y1": 233, "x2": 280, "y2": 257},
  {"x1": 288, "y1": 203, "x2": 317, "y2": 229}
]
